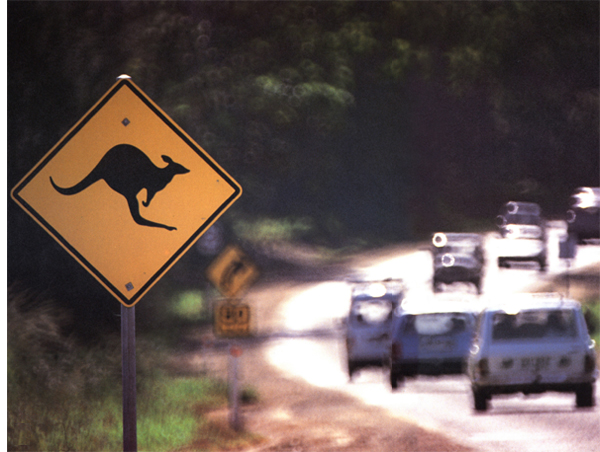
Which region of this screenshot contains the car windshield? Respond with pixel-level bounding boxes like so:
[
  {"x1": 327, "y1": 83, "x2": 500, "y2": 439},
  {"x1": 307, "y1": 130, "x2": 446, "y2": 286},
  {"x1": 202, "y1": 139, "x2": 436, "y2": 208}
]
[
  {"x1": 504, "y1": 213, "x2": 541, "y2": 226},
  {"x1": 403, "y1": 313, "x2": 470, "y2": 336},
  {"x1": 491, "y1": 309, "x2": 577, "y2": 340},
  {"x1": 434, "y1": 243, "x2": 477, "y2": 255},
  {"x1": 352, "y1": 299, "x2": 393, "y2": 324}
]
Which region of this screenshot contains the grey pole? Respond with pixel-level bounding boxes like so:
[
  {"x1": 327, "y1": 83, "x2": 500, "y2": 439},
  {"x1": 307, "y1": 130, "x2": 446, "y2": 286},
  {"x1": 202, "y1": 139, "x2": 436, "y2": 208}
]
[{"x1": 121, "y1": 304, "x2": 137, "y2": 452}]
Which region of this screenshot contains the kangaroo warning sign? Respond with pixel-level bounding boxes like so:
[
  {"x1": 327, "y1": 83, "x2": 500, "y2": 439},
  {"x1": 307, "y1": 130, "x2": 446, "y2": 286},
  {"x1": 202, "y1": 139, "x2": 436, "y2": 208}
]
[{"x1": 11, "y1": 77, "x2": 242, "y2": 307}]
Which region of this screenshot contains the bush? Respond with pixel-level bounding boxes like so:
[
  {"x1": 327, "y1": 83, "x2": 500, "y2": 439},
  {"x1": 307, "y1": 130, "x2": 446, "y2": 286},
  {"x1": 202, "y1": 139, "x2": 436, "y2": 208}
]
[
  {"x1": 7, "y1": 286, "x2": 249, "y2": 451},
  {"x1": 7, "y1": 287, "x2": 123, "y2": 450}
]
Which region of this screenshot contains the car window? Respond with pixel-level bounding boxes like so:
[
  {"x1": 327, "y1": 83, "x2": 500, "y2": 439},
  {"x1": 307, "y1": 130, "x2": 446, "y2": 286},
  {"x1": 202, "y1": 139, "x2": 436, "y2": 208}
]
[
  {"x1": 491, "y1": 309, "x2": 577, "y2": 340},
  {"x1": 351, "y1": 299, "x2": 393, "y2": 324},
  {"x1": 504, "y1": 213, "x2": 541, "y2": 226},
  {"x1": 403, "y1": 313, "x2": 471, "y2": 335},
  {"x1": 435, "y1": 244, "x2": 476, "y2": 255}
]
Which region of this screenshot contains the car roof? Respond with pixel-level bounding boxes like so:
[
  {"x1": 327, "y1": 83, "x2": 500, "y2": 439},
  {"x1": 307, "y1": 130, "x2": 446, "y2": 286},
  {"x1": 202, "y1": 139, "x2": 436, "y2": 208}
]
[
  {"x1": 503, "y1": 201, "x2": 541, "y2": 215},
  {"x1": 432, "y1": 232, "x2": 483, "y2": 247},
  {"x1": 571, "y1": 187, "x2": 600, "y2": 208},
  {"x1": 349, "y1": 278, "x2": 404, "y2": 301},
  {"x1": 400, "y1": 295, "x2": 480, "y2": 315},
  {"x1": 481, "y1": 293, "x2": 581, "y2": 314}
]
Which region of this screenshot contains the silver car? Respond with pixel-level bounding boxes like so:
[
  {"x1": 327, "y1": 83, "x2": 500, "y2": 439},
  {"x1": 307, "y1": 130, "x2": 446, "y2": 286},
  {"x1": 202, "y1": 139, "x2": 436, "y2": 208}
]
[
  {"x1": 467, "y1": 294, "x2": 597, "y2": 411},
  {"x1": 567, "y1": 187, "x2": 600, "y2": 244},
  {"x1": 496, "y1": 201, "x2": 548, "y2": 271},
  {"x1": 345, "y1": 278, "x2": 405, "y2": 380},
  {"x1": 431, "y1": 232, "x2": 485, "y2": 294}
]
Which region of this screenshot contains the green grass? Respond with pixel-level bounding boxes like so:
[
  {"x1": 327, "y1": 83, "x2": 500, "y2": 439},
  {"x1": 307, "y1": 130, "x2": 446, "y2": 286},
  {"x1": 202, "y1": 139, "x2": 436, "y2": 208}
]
[
  {"x1": 8, "y1": 375, "x2": 230, "y2": 451},
  {"x1": 583, "y1": 298, "x2": 600, "y2": 347},
  {"x1": 6, "y1": 288, "x2": 247, "y2": 452}
]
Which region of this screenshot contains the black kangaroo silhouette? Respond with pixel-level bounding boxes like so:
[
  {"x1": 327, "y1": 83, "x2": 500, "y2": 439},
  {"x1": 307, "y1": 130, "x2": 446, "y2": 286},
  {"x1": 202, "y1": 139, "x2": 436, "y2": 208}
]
[{"x1": 50, "y1": 144, "x2": 189, "y2": 231}]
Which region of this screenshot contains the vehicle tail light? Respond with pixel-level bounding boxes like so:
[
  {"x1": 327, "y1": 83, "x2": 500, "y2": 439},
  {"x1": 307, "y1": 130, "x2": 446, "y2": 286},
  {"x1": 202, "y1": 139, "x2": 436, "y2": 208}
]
[
  {"x1": 477, "y1": 358, "x2": 489, "y2": 377},
  {"x1": 391, "y1": 341, "x2": 402, "y2": 360},
  {"x1": 584, "y1": 353, "x2": 596, "y2": 373}
]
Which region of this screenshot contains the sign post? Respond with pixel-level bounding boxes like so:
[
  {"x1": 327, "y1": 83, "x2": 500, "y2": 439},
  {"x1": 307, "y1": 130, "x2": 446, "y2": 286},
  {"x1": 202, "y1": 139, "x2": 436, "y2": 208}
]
[
  {"x1": 11, "y1": 76, "x2": 241, "y2": 451},
  {"x1": 207, "y1": 246, "x2": 258, "y2": 430},
  {"x1": 559, "y1": 233, "x2": 577, "y2": 297},
  {"x1": 121, "y1": 304, "x2": 137, "y2": 452}
]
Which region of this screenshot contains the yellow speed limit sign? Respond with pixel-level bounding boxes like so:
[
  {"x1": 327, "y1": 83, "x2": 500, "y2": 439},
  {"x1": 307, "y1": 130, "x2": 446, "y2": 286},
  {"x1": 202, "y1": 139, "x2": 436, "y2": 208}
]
[
  {"x1": 215, "y1": 301, "x2": 251, "y2": 337},
  {"x1": 206, "y1": 244, "x2": 259, "y2": 298}
]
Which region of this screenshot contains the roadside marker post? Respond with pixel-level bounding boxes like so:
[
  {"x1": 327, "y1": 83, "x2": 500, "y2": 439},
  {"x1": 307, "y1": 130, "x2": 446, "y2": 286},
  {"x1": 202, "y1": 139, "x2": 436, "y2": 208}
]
[
  {"x1": 228, "y1": 344, "x2": 244, "y2": 431},
  {"x1": 559, "y1": 233, "x2": 577, "y2": 297},
  {"x1": 207, "y1": 246, "x2": 259, "y2": 430},
  {"x1": 11, "y1": 75, "x2": 241, "y2": 451}
]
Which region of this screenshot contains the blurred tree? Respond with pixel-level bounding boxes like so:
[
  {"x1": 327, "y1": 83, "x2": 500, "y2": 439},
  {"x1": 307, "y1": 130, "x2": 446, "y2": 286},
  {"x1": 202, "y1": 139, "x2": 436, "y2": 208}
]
[{"x1": 8, "y1": 1, "x2": 599, "y2": 335}]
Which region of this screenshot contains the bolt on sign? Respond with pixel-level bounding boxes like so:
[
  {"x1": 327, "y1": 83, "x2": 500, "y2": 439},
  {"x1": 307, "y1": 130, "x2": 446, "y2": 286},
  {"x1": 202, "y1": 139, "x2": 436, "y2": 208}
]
[
  {"x1": 206, "y1": 244, "x2": 260, "y2": 298},
  {"x1": 215, "y1": 301, "x2": 251, "y2": 337},
  {"x1": 11, "y1": 77, "x2": 242, "y2": 307}
]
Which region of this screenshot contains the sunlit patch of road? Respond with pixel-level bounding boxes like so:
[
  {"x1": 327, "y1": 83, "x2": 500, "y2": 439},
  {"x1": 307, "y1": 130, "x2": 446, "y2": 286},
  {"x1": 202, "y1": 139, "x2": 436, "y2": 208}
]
[{"x1": 266, "y1": 224, "x2": 600, "y2": 452}]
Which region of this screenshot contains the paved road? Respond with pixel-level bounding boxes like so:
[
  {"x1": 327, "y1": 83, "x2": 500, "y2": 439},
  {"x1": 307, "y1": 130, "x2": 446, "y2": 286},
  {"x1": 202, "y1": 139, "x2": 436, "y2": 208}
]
[{"x1": 266, "y1": 225, "x2": 600, "y2": 452}]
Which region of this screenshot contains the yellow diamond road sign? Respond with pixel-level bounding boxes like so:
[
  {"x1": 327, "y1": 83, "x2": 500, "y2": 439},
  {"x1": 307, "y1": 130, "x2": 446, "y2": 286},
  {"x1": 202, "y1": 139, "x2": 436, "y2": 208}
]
[
  {"x1": 206, "y1": 245, "x2": 259, "y2": 298},
  {"x1": 11, "y1": 78, "x2": 242, "y2": 307}
]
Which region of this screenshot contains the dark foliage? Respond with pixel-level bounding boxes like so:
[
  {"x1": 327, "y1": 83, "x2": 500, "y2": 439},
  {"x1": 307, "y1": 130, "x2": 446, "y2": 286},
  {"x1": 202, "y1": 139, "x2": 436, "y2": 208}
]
[{"x1": 8, "y1": 1, "x2": 599, "y2": 338}]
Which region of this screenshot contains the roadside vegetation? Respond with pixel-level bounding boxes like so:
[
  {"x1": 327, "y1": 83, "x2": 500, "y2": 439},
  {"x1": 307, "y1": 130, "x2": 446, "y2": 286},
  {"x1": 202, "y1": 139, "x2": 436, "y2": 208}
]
[{"x1": 6, "y1": 287, "x2": 262, "y2": 451}]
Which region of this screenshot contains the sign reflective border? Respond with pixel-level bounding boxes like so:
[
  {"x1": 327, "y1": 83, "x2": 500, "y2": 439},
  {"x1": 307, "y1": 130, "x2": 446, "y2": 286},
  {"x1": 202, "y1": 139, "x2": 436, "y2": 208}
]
[{"x1": 11, "y1": 78, "x2": 242, "y2": 307}]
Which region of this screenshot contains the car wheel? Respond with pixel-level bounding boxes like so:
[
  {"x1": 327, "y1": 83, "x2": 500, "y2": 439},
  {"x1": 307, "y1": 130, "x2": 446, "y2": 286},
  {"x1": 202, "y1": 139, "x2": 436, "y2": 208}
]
[
  {"x1": 473, "y1": 278, "x2": 482, "y2": 294},
  {"x1": 390, "y1": 372, "x2": 398, "y2": 390},
  {"x1": 347, "y1": 361, "x2": 357, "y2": 381},
  {"x1": 575, "y1": 383, "x2": 595, "y2": 408},
  {"x1": 473, "y1": 388, "x2": 488, "y2": 412},
  {"x1": 390, "y1": 372, "x2": 404, "y2": 390}
]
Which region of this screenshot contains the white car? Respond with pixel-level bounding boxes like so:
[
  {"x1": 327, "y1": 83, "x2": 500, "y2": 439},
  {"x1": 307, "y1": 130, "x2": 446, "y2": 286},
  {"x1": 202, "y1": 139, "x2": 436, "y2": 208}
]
[
  {"x1": 495, "y1": 201, "x2": 548, "y2": 271},
  {"x1": 431, "y1": 232, "x2": 485, "y2": 294},
  {"x1": 467, "y1": 294, "x2": 597, "y2": 411},
  {"x1": 345, "y1": 278, "x2": 405, "y2": 380}
]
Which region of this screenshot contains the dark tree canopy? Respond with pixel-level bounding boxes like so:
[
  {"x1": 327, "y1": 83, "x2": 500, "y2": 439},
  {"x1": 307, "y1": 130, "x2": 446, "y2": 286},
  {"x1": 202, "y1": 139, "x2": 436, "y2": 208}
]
[{"x1": 8, "y1": 1, "x2": 599, "y2": 334}]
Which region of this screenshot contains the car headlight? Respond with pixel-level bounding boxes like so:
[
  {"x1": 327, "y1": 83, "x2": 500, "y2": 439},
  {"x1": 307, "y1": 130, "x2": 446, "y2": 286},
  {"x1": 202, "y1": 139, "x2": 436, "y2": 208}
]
[
  {"x1": 441, "y1": 254, "x2": 455, "y2": 267},
  {"x1": 433, "y1": 232, "x2": 447, "y2": 247}
]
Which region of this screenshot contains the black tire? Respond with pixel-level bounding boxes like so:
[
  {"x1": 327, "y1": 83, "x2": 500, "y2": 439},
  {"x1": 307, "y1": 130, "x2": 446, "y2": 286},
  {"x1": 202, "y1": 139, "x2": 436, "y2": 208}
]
[
  {"x1": 390, "y1": 369, "x2": 404, "y2": 390},
  {"x1": 390, "y1": 372, "x2": 398, "y2": 390},
  {"x1": 474, "y1": 278, "x2": 482, "y2": 294},
  {"x1": 473, "y1": 388, "x2": 488, "y2": 412},
  {"x1": 347, "y1": 361, "x2": 357, "y2": 381},
  {"x1": 575, "y1": 383, "x2": 595, "y2": 408}
]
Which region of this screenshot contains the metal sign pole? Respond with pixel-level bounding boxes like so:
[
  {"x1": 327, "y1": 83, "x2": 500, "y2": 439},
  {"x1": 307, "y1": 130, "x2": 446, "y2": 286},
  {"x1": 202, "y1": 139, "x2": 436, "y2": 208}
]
[
  {"x1": 121, "y1": 304, "x2": 137, "y2": 452},
  {"x1": 228, "y1": 344, "x2": 243, "y2": 431}
]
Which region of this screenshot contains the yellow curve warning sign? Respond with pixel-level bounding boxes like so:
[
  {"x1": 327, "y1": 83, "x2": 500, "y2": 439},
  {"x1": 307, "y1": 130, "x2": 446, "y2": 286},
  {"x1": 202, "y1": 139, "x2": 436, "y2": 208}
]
[
  {"x1": 206, "y1": 245, "x2": 260, "y2": 298},
  {"x1": 11, "y1": 78, "x2": 242, "y2": 307}
]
